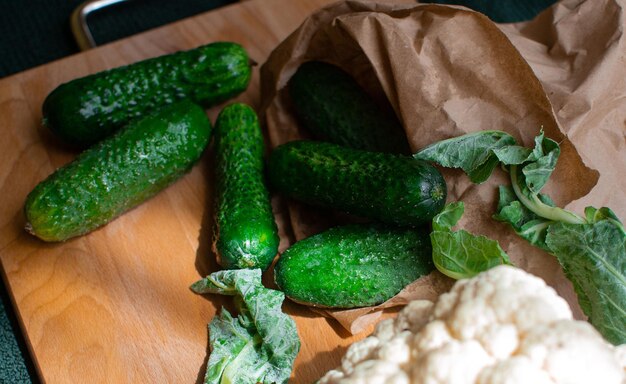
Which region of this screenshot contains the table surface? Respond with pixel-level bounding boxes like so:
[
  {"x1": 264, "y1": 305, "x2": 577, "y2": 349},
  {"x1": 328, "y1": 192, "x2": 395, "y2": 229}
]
[{"x1": 0, "y1": 0, "x2": 377, "y2": 382}]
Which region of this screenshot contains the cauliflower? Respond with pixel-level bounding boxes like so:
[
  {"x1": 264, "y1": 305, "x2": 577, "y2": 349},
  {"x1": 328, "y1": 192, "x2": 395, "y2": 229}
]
[{"x1": 319, "y1": 266, "x2": 626, "y2": 384}]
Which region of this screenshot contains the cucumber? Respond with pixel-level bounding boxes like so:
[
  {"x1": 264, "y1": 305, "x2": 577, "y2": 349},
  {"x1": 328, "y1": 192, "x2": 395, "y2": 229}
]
[
  {"x1": 274, "y1": 223, "x2": 434, "y2": 308},
  {"x1": 25, "y1": 100, "x2": 211, "y2": 242},
  {"x1": 288, "y1": 61, "x2": 410, "y2": 154},
  {"x1": 213, "y1": 103, "x2": 279, "y2": 270},
  {"x1": 267, "y1": 140, "x2": 447, "y2": 226},
  {"x1": 43, "y1": 42, "x2": 250, "y2": 147}
]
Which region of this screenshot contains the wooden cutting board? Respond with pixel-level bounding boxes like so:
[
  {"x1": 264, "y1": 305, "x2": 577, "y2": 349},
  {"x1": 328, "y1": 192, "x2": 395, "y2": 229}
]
[{"x1": 0, "y1": 0, "x2": 382, "y2": 382}]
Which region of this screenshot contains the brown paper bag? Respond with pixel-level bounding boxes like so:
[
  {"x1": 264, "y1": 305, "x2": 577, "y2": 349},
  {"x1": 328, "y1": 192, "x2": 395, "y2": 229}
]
[{"x1": 260, "y1": 0, "x2": 625, "y2": 334}]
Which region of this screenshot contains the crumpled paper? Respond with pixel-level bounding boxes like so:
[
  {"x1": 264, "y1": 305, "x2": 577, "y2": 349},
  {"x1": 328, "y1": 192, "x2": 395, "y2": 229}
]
[{"x1": 260, "y1": 0, "x2": 626, "y2": 334}]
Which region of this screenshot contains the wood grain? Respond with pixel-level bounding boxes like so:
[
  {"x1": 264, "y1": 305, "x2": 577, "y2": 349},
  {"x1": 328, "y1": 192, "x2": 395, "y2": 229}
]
[{"x1": 0, "y1": 0, "x2": 371, "y2": 382}]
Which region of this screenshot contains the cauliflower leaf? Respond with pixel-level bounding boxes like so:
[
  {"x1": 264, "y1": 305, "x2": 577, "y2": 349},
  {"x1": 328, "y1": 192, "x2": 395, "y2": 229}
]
[
  {"x1": 431, "y1": 202, "x2": 512, "y2": 280},
  {"x1": 546, "y1": 217, "x2": 626, "y2": 345},
  {"x1": 415, "y1": 130, "x2": 516, "y2": 183},
  {"x1": 191, "y1": 269, "x2": 300, "y2": 384},
  {"x1": 493, "y1": 185, "x2": 555, "y2": 251}
]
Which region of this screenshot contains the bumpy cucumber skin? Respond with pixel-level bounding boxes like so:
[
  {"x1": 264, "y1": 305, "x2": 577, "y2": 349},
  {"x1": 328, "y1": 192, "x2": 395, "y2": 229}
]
[
  {"x1": 25, "y1": 100, "x2": 211, "y2": 242},
  {"x1": 275, "y1": 224, "x2": 433, "y2": 308},
  {"x1": 213, "y1": 103, "x2": 279, "y2": 270},
  {"x1": 268, "y1": 140, "x2": 447, "y2": 226},
  {"x1": 288, "y1": 61, "x2": 410, "y2": 154},
  {"x1": 43, "y1": 42, "x2": 250, "y2": 147}
]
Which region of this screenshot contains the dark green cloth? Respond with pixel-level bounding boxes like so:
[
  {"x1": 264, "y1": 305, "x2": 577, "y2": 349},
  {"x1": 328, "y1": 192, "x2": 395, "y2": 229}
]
[
  {"x1": 0, "y1": 0, "x2": 236, "y2": 78},
  {"x1": 0, "y1": 0, "x2": 556, "y2": 382},
  {"x1": 0, "y1": 289, "x2": 33, "y2": 383},
  {"x1": 421, "y1": 0, "x2": 557, "y2": 23}
]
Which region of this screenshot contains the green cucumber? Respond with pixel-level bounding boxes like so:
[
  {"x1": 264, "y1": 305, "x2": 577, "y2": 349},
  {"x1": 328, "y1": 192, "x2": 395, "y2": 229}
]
[
  {"x1": 43, "y1": 42, "x2": 250, "y2": 147},
  {"x1": 213, "y1": 103, "x2": 279, "y2": 270},
  {"x1": 274, "y1": 224, "x2": 434, "y2": 308},
  {"x1": 25, "y1": 100, "x2": 211, "y2": 242},
  {"x1": 288, "y1": 61, "x2": 410, "y2": 154},
  {"x1": 267, "y1": 140, "x2": 447, "y2": 226}
]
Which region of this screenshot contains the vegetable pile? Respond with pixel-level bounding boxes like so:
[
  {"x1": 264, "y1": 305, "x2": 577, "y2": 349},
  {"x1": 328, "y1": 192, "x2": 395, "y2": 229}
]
[{"x1": 24, "y1": 31, "x2": 625, "y2": 384}]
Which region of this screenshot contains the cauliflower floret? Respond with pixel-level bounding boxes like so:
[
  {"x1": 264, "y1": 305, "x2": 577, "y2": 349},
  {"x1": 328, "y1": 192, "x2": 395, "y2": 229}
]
[
  {"x1": 376, "y1": 331, "x2": 412, "y2": 366},
  {"x1": 411, "y1": 340, "x2": 494, "y2": 384},
  {"x1": 476, "y1": 356, "x2": 555, "y2": 384},
  {"x1": 393, "y1": 300, "x2": 434, "y2": 335},
  {"x1": 318, "y1": 266, "x2": 626, "y2": 384},
  {"x1": 474, "y1": 323, "x2": 519, "y2": 359},
  {"x1": 411, "y1": 320, "x2": 453, "y2": 355},
  {"x1": 373, "y1": 319, "x2": 397, "y2": 343},
  {"x1": 433, "y1": 265, "x2": 572, "y2": 345},
  {"x1": 518, "y1": 320, "x2": 623, "y2": 383},
  {"x1": 336, "y1": 360, "x2": 410, "y2": 384},
  {"x1": 340, "y1": 336, "x2": 381, "y2": 376}
]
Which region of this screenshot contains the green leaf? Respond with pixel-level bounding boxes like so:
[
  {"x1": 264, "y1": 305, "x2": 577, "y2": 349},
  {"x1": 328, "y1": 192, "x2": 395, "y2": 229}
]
[
  {"x1": 192, "y1": 269, "x2": 300, "y2": 384},
  {"x1": 432, "y1": 201, "x2": 464, "y2": 231},
  {"x1": 496, "y1": 199, "x2": 525, "y2": 225},
  {"x1": 509, "y1": 165, "x2": 586, "y2": 225},
  {"x1": 204, "y1": 309, "x2": 258, "y2": 383},
  {"x1": 491, "y1": 145, "x2": 534, "y2": 165},
  {"x1": 431, "y1": 202, "x2": 512, "y2": 280},
  {"x1": 431, "y1": 230, "x2": 512, "y2": 280},
  {"x1": 521, "y1": 135, "x2": 560, "y2": 194},
  {"x1": 414, "y1": 129, "x2": 560, "y2": 194},
  {"x1": 414, "y1": 130, "x2": 517, "y2": 183},
  {"x1": 491, "y1": 129, "x2": 546, "y2": 166},
  {"x1": 493, "y1": 185, "x2": 554, "y2": 251},
  {"x1": 586, "y1": 206, "x2": 625, "y2": 229},
  {"x1": 190, "y1": 269, "x2": 259, "y2": 295},
  {"x1": 546, "y1": 219, "x2": 626, "y2": 345},
  {"x1": 489, "y1": 130, "x2": 560, "y2": 194},
  {"x1": 585, "y1": 206, "x2": 599, "y2": 223}
]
